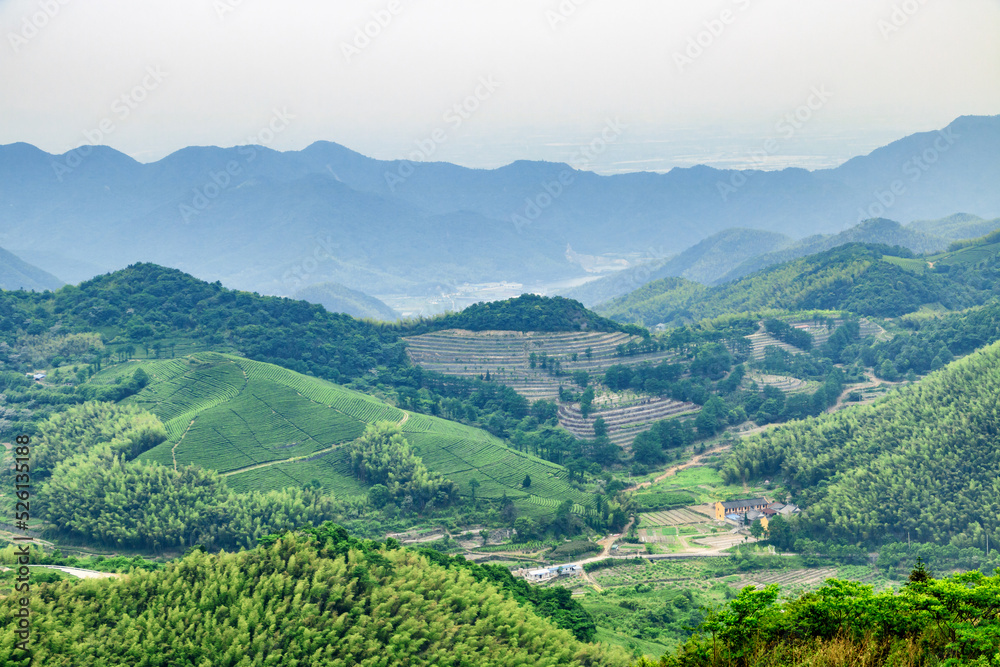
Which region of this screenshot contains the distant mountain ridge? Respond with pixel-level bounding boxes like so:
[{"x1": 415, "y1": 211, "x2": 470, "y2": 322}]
[
  {"x1": 1, "y1": 115, "x2": 997, "y2": 298},
  {"x1": 562, "y1": 217, "x2": 957, "y2": 306},
  {"x1": 561, "y1": 228, "x2": 790, "y2": 306},
  {"x1": 717, "y1": 217, "x2": 950, "y2": 283},
  {"x1": 907, "y1": 212, "x2": 1000, "y2": 242},
  {"x1": 597, "y1": 239, "x2": 1000, "y2": 327},
  {"x1": 0, "y1": 246, "x2": 63, "y2": 291},
  {"x1": 294, "y1": 282, "x2": 399, "y2": 321}
]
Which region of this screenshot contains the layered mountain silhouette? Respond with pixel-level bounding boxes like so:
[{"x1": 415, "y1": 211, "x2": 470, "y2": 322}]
[
  {"x1": 0, "y1": 115, "x2": 997, "y2": 297},
  {"x1": 0, "y1": 246, "x2": 63, "y2": 291}
]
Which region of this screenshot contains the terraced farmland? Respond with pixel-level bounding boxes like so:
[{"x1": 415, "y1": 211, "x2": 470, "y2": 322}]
[
  {"x1": 404, "y1": 329, "x2": 691, "y2": 446},
  {"x1": 740, "y1": 568, "x2": 840, "y2": 592},
  {"x1": 404, "y1": 329, "x2": 678, "y2": 402},
  {"x1": 745, "y1": 330, "x2": 806, "y2": 360},
  {"x1": 90, "y1": 352, "x2": 587, "y2": 513},
  {"x1": 744, "y1": 318, "x2": 886, "y2": 360},
  {"x1": 558, "y1": 398, "x2": 699, "y2": 447},
  {"x1": 639, "y1": 507, "x2": 716, "y2": 527},
  {"x1": 745, "y1": 373, "x2": 811, "y2": 393}
]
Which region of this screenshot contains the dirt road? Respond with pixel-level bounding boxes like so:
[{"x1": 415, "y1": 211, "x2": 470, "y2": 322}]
[{"x1": 629, "y1": 444, "x2": 731, "y2": 491}]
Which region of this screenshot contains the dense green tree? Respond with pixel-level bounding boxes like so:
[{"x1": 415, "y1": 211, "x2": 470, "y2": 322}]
[
  {"x1": 0, "y1": 527, "x2": 628, "y2": 666},
  {"x1": 724, "y1": 340, "x2": 1000, "y2": 548}
]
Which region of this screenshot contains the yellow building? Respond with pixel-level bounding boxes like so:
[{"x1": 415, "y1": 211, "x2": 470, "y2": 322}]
[{"x1": 715, "y1": 498, "x2": 770, "y2": 521}]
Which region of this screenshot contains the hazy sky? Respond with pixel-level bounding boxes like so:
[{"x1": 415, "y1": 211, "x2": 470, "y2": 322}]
[{"x1": 2, "y1": 0, "x2": 998, "y2": 172}]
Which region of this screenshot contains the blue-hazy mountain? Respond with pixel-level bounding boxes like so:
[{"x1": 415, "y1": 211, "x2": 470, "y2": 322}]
[
  {"x1": 294, "y1": 282, "x2": 399, "y2": 322},
  {"x1": 0, "y1": 115, "x2": 996, "y2": 297},
  {"x1": 0, "y1": 246, "x2": 63, "y2": 291},
  {"x1": 560, "y1": 228, "x2": 792, "y2": 306},
  {"x1": 906, "y1": 213, "x2": 1000, "y2": 242},
  {"x1": 561, "y1": 218, "x2": 957, "y2": 306}
]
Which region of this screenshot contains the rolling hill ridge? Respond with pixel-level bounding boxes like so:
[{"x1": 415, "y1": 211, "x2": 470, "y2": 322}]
[
  {"x1": 1, "y1": 115, "x2": 998, "y2": 298},
  {"x1": 90, "y1": 351, "x2": 590, "y2": 516}
]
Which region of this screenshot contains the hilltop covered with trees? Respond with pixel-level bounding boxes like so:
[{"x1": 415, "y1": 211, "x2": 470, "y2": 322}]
[
  {"x1": 402, "y1": 293, "x2": 645, "y2": 335},
  {"x1": 0, "y1": 524, "x2": 627, "y2": 667},
  {"x1": 598, "y1": 243, "x2": 1000, "y2": 327},
  {"x1": 723, "y1": 339, "x2": 1000, "y2": 549}
]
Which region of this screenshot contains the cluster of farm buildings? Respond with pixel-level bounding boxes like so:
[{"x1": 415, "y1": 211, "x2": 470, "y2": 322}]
[
  {"x1": 714, "y1": 497, "x2": 799, "y2": 530},
  {"x1": 518, "y1": 564, "x2": 583, "y2": 583}
]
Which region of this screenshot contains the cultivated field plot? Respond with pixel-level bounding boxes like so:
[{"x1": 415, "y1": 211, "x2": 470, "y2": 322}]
[
  {"x1": 636, "y1": 505, "x2": 742, "y2": 552},
  {"x1": 739, "y1": 567, "x2": 839, "y2": 592},
  {"x1": 746, "y1": 373, "x2": 812, "y2": 393},
  {"x1": 404, "y1": 329, "x2": 678, "y2": 402},
  {"x1": 639, "y1": 507, "x2": 714, "y2": 527},
  {"x1": 404, "y1": 328, "x2": 696, "y2": 446},
  {"x1": 98, "y1": 352, "x2": 587, "y2": 512},
  {"x1": 690, "y1": 533, "x2": 750, "y2": 550},
  {"x1": 558, "y1": 398, "x2": 699, "y2": 447}
]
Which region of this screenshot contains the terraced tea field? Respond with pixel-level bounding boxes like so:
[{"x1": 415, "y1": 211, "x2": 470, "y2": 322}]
[
  {"x1": 558, "y1": 398, "x2": 699, "y2": 447},
  {"x1": 404, "y1": 329, "x2": 677, "y2": 402},
  {"x1": 745, "y1": 373, "x2": 812, "y2": 393},
  {"x1": 639, "y1": 506, "x2": 715, "y2": 527},
  {"x1": 90, "y1": 352, "x2": 589, "y2": 514},
  {"x1": 404, "y1": 329, "x2": 692, "y2": 445},
  {"x1": 744, "y1": 318, "x2": 886, "y2": 360}
]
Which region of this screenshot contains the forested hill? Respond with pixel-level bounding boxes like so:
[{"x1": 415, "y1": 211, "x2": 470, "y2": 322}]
[
  {"x1": 400, "y1": 293, "x2": 643, "y2": 335},
  {"x1": 722, "y1": 338, "x2": 1000, "y2": 549},
  {"x1": 0, "y1": 267, "x2": 634, "y2": 377},
  {"x1": 14, "y1": 263, "x2": 405, "y2": 383},
  {"x1": 597, "y1": 242, "x2": 1000, "y2": 327},
  {"x1": 717, "y1": 217, "x2": 950, "y2": 284},
  {"x1": 0, "y1": 524, "x2": 628, "y2": 666}
]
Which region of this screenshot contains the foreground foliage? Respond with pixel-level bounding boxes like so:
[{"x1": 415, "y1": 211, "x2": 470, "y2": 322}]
[
  {"x1": 637, "y1": 567, "x2": 1000, "y2": 667},
  {"x1": 0, "y1": 525, "x2": 629, "y2": 667}
]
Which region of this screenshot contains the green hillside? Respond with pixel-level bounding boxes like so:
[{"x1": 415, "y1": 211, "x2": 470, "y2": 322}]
[
  {"x1": 91, "y1": 351, "x2": 588, "y2": 515},
  {"x1": 598, "y1": 242, "x2": 1000, "y2": 327},
  {"x1": 722, "y1": 339, "x2": 1000, "y2": 548},
  {"x1": 0, "y1": 525, "x2": 628, "y2": 667}
]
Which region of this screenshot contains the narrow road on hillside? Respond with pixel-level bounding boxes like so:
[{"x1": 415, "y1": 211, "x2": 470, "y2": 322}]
[
  {"x1": 0, "y1": 565, "x2": 119, "y2": 580},
  {"x1": 826, "y1": 373, "x2": 880, "y2": 414},
  {"x1": 172, "y1": 419, "x2": 196, "y2": 471},
  {"x1": 629, "y1": 444, "x2": 731, "y2": 491},
  {"x1": 221, "y1": 409, "x2": 411, "y2": 477}
]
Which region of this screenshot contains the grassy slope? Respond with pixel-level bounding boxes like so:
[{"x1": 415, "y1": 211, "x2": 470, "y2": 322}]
[{"x1": 91, "y1": 352, "x2": 588, "y2": 516}]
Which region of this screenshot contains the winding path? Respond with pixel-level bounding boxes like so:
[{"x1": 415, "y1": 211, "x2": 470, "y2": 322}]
[
  {"x1": 628, "y1": 443, "x2": 731, "y2": 491},
  {"x1": 0, "y1": 565, "x2": 118, "y2": 580},
  {"x1": 220, "y1": 409, "x2": 412, "y2": 477}
]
